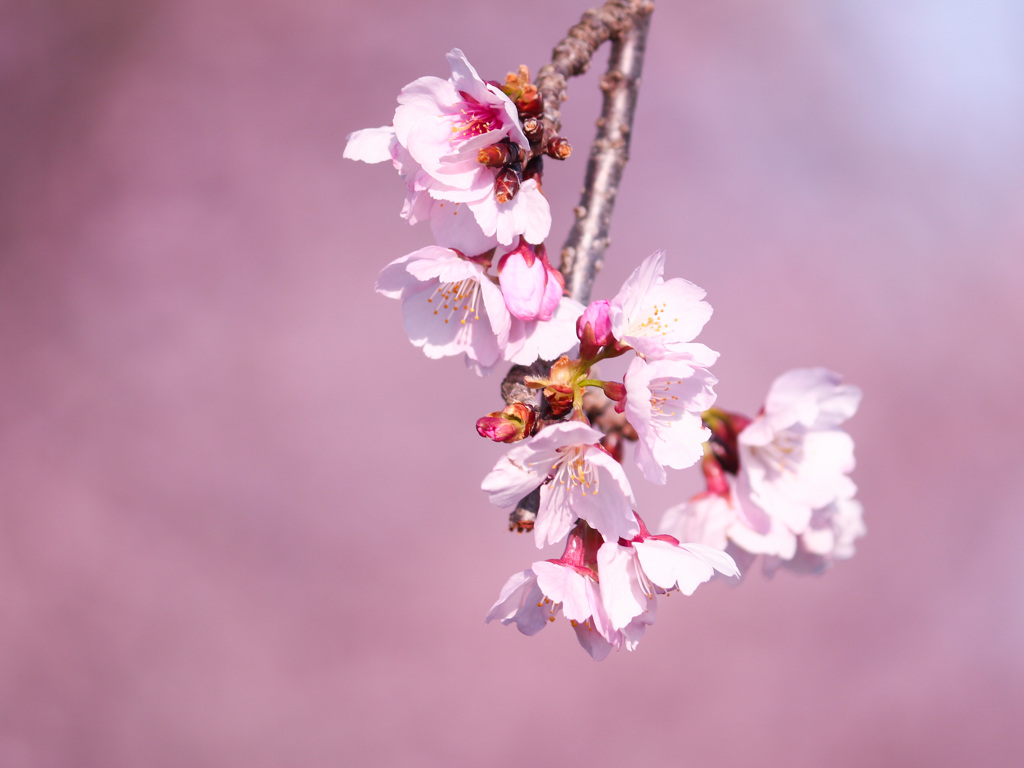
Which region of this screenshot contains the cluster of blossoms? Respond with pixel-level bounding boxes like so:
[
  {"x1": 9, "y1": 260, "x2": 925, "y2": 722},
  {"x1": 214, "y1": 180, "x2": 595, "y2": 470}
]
[
  {"x1": 347, "y1": 49, "x2": 863, "y2": 660},
  {"x1": 661, "y1": 368, "x2": 864, "y2": 577},
  {"x1": 347, "y1": 50, "x2": 580, "y2": 374}
]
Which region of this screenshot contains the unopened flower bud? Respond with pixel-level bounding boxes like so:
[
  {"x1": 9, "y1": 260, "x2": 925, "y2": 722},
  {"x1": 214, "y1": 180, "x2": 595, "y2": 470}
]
[
  {"x1": 522, "y1": 117, "x2": 543, "y2": 143},
  {"x1": 501, "y1": 65, "x2": 531, "y2": 99},
  {"x1": 545, "y1": 136, "x2": 572, "y2": 160},
  {"x1": 476, "y1": 416, "x2": 519, "y2": 442},
  {"x1": 576, "y1": 299, "x2": 614, "y2": 359},
  {"x1": 494, "y1": 166, "x2": 521, "y2": 203},
  {"x1": 477, "y1": 402, "x2": 537, "y2": 443},
  {"x1": 601, "y1": 381, "x2": 626, "y2": 402},
  {"x1": 498, "y1": 241, "x2": 564, "y2": 322},
  {"x1": 500, "y1": 65, "x2": 542, "y2": 118},
  {"x1": 477, "y1": 140, "x2": 522, "y2": 168},
  {"x1": 523, "y1": 155, "x2": 543, "y2": 185}
]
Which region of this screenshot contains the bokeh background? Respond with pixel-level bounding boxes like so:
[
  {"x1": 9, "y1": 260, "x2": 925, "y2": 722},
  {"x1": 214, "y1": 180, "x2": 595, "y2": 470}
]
[{"x1": 2, "y1": 0, "x2": 1022, "y2": 765}]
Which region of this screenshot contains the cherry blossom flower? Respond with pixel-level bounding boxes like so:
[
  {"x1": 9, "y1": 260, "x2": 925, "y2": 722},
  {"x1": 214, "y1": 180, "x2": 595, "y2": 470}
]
[
  {"x1": 664, "y1": 485, "x2": 864, "y2": 578},
  {"x1": 481, "y1": 421, "x2": 639, "y2": 548},
  {"x1": 660, "y1": 489, "x2": 736, "y2": 553},
  {"x1": 427, "y1": 198, "x2": 499, "y2": 257},
  {"x1": 485, "y1": 523, "x2": 653, "y2": 660},
  {"x1": 764, "y1": 495, "x2": 866, "y2": 576},
  {"x1": 661, "y1": 369, "x2": 863, "y2": 571},
  {"x1": 472, "y1": 179, "x2": 551, "y2": 248},
  {"x1": 608, "y1": 250, "x2": 717, "y2": 363},
  {"x1": 736, "y1": 367, "x2": 861, "y2": 538},
  {"x1": 598, "y1": 517, "x2": 739, "y2": 631},
  {"x1": 727, "y1": 494, "x2": 801, "y2": 560},
  {"x1": 805, "y1": 496, "x2": 865, "y2": 562},
  {"x1": 394, "y1": 50, "x2": 528, "y2": 183},
  {"x1": 375, "y1": 245, "x2": 510, "y2": 372},
  {"x1": 577, "y1": 300, "x2": 612, "y2": 344},
  {"x1": 622, "y1": 355, "x2": 718, "y2": 484},
  {"x1": 344, "y1": 49, "x2": 550, "y2": 246},
  {"x1": 660, "y1": 476, "x2": 798, "y2": 562}
]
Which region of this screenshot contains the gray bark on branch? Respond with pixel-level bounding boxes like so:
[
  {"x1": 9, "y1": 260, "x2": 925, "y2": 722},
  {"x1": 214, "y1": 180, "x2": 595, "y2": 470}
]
[
  {"x1": 500, "y1": 1, "x2": 654, "y2": 529},
  {"x1": 536, "y1": 0, "x2": 655, "y2": 305}
]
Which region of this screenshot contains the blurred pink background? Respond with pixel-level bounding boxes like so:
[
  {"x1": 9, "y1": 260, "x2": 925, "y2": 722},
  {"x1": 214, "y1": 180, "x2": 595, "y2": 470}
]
[{"x1": 2, "y1": 0, "x2": 1022, "y2": 765}]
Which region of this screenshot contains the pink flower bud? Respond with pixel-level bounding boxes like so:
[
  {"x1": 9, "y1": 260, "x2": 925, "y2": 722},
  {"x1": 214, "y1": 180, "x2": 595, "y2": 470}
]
[
  {"x1": 498, "y1": 242, "x2": 564, "y2": 322},
  {"x1": 476, "y1": 402, "x2": 536, "y2": 443},
  {"x1": 576, "y1": 300, "x2": 613, "y2": 359},
  {"x1": 601, "y1": 381, "x2": 626, "y2": 402},
  {"x1": 477, "y1": 416, "x2": 519, "y2": 442}
]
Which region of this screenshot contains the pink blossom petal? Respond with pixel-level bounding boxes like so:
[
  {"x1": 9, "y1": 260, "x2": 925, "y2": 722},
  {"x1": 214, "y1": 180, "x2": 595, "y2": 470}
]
[
  {"x1": 660, "y1": 493, "x2": 736, "y2": 552},
  {"x1": 533, "y1": 561, "x2": 595, "y2": 625},
  {"x1": 343, "y1": 126, "x2": 396, "y2": 163},
  {"x1": 609, "y1": 251, "x2": 714, "y2": 360},
  {"x1": 503, "y1": 296, "x2": 583, "y2": 367},
  {"x1": 484, "y1": 570, "x2": 551, "y2": 636},
  {"x1": 572, "y1": 623, "x2": 613, "y2": 661},
  {"x1": 428, "y1": 199, "x2": 497, "y2": 255},
  {"x1": 597, "y1": 543, "x2": 649, "y2": 631}
]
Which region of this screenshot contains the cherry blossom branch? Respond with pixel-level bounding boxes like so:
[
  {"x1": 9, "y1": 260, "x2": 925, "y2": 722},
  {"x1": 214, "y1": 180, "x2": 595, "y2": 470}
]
[
  {"x1": 345, "y1": 17, "x2": 866, "y2": 656},
  {"x1": 536, "y1": 0, "x2": 655, "y2": 304}
]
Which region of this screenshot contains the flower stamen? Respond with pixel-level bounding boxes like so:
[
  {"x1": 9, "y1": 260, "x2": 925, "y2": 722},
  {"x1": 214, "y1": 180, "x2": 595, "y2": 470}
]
[
  {"x1": 427, "y1": 279, "x2": 482, "y2": 325},
  {"x1": 551, "y1": 446, "x2": 600, "y2": 497}
]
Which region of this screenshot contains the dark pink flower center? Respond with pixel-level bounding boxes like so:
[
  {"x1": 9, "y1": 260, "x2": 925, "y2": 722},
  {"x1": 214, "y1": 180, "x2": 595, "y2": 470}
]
[{"x1": 452, "y1": 94, "x2": 502, "y2": 141}]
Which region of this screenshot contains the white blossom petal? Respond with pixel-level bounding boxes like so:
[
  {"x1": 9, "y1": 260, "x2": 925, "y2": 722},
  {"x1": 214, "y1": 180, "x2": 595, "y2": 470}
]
[
  {"x1": 484, "y1": 570, "x2": 551, "y2": 636},
  {"x1": 343, "y1": 126, "x2": 396, "y2": 163},
  {"x1": 609, "y1": 250, "x2": 714, "y2": 360},
  {"x1": 634, "y1": 539, "x2": 738, "y2": 594}
]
